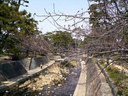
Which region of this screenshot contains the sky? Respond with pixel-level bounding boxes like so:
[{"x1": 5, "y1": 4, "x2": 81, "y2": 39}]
[{"x1": 20, "y1": 0, "x2": 90, "y2": 34}]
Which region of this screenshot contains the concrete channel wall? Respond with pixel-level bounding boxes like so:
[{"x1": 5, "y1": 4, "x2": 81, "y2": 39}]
[
  {"x1": 0, "y1": 56, "x2": 49, "y2": 82},
  {"x1": 86, "y1": 58, "x2": 113, "y2": 96},
  {"x1": 86, "y1": 58, "x2": 102, "y2": 96},
  {"x1": 73, "y1": 55, "x2": 113, "y2": 96}
]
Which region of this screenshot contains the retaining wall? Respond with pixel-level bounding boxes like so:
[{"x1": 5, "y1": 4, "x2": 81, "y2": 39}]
[
  {"x1": 0, "y1": 56, "x2": 49, "y2": 82},
  {"x1": 86, "y1": 58, "x2": 102, "y2": 96},
  {"x1": 29, "y1": 56, "x2": 49, "y2": 70},
  {"x1": 86, "y1": 58, "x2": 113, "y2": 96}
]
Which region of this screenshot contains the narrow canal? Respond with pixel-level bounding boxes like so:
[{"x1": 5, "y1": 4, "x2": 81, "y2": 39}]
[
  {"x1": 41, "y1": 63, "x2": 81, "y2": 96},
  {"x1": 26, "y1": 62, "x2": 81, "y2": 96},
  {"x1": 4, "y1": 58, "x2": 82, "y2": 96}
]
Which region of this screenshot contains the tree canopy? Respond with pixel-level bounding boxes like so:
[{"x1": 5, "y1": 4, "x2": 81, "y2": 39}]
[
  {"x1": 44, "y1": 31, "x2": 75, "y2": 52},
  {"x1": 0, "y1": 0, "x2": 48, "y2": 59},
  {"x1": 86, "y1": 0, "x2": 128, "y2": 56}
]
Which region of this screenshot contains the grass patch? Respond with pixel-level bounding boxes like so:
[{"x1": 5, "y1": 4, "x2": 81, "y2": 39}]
[
  {"x1": 99, "y1": 61, "x2": 105, "y2": 66},
  {"x1": 106, "y1": 67, "x2": 128, "y2": 96},
  {"x1": 92, "y1": 58, "x2": 97, "y2": 63}
]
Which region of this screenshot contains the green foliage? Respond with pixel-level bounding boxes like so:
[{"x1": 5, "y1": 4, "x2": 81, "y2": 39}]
[
  {"x1": 99, "y1": 61, "x2": 105, "y2": 66},
  {"x1": 92, "y1": 58, "x2": 97, "y2": 63},
  {"x1": 44, "y1": 31, "x2": 74, "y2": 50},
  {"x1": 0, "y1": 0, "x2": 40, "y2": 58},
  {"x1": 80, "y1": 37, "x2": 88, "y2": 47},
  {"x1": 88, "y1": 1, "x2": 109, "y2": 28},
  {"x1": 87, "y1": 0, "x2": 128, "y2": 54},
  {"x1": 107, "y1": 68, "x2": 128, "y2": 96}
]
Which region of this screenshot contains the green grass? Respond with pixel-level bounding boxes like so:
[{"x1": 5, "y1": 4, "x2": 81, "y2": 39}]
[
  {"x1": 93, "y1": 57, "x2": 128, "y2": 95},
  {"x1": 99, "y1": 61, "x2": 105, "y2": 66},
  {"x1": 92, "y1": 58, "x2": 97, "y2": 63},
  {"x1": 106, "y1": 67, "x2": 128, "y2": 96}
]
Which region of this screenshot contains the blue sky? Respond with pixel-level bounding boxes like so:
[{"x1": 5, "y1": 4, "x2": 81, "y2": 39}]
[{"x1": 20, "y1": 0, "x2": 90, "y2": 33}]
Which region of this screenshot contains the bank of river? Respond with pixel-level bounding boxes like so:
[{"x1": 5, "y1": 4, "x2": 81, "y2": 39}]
[
  {"x1": 39, "y1": 63, "x2": 81, "y2": 96},
  {"x1": 3, "y1": 59, "x2": 81, "y2": 96}
]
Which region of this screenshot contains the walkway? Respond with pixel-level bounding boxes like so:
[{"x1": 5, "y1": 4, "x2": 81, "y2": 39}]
[
  {"x1": 73, "y1": 54, "x2": 87, "y2": 96},
  {"x1": 0, "y1": 60, "x2": 55, "y2": 93}
]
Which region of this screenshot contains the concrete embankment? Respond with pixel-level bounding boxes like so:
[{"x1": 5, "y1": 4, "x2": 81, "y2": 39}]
[
  {"x1": 1, "y1": 56, "x2": 79, "y2": 96},
  {"x1": 0, "y1": 56, "x2": 49, "y2": 82},
  {"x1": 0, "y1": 60, "x2": 55, "y2": 94},
  {"x1": 86, "y1": 58, "x2": 113, "y2": 96},
  {"x1": 73, "y1": 56, "x2": 113, "y2": 96},
  {"x1": 0, "y1": 54, "x2": 115, "y2": 96},
  {"x1": 0, "y1": 55, "x2": 62, "y2": 94}
]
